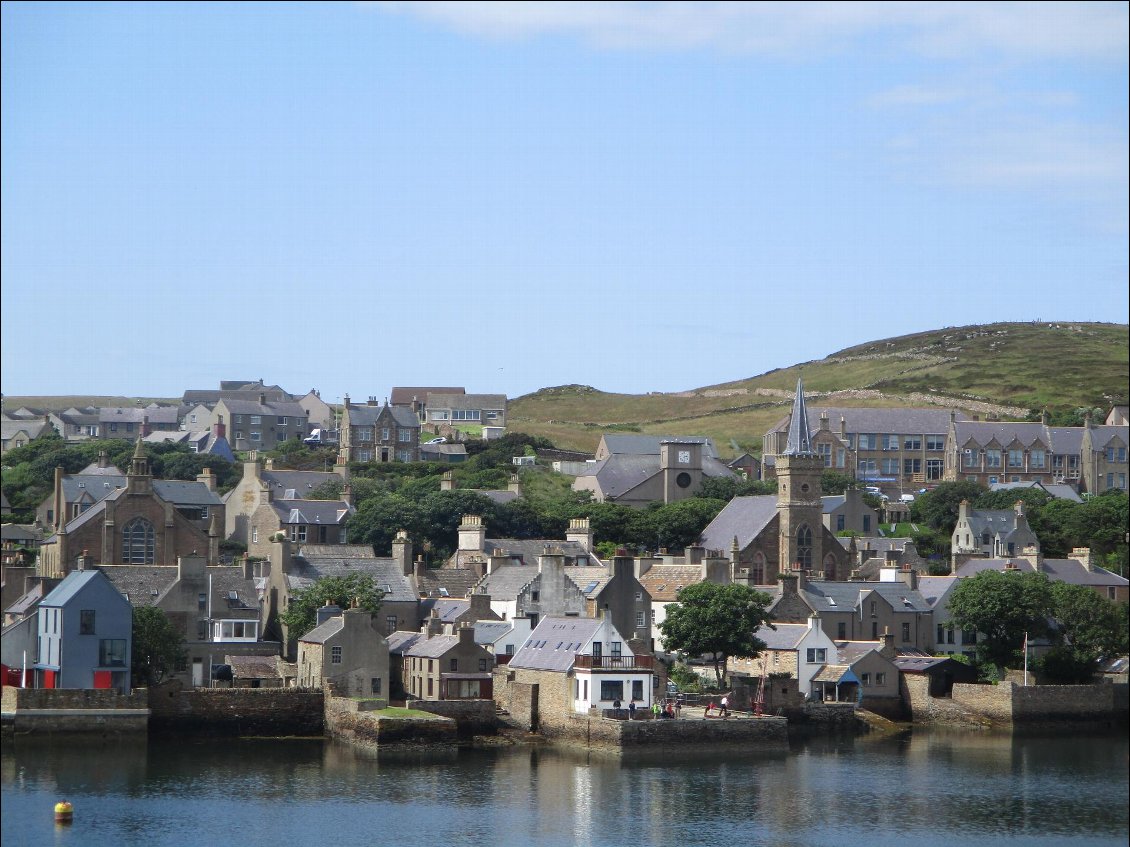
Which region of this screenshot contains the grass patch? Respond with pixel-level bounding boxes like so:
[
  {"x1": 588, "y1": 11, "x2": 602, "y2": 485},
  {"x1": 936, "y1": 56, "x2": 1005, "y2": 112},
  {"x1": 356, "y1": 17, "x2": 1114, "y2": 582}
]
[{"x1": 374, "y1": 706, "x2": 442, "y2": 719}]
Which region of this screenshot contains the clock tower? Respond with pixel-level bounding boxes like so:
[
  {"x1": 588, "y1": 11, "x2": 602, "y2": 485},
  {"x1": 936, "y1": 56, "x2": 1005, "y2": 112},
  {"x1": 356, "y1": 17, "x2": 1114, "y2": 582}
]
[
  {"x1": 777, "y1": 379, "x2": 825, "y2": 574},
  {"x1": 660, "y1": 439, "x2": 703, "y2": 503}
]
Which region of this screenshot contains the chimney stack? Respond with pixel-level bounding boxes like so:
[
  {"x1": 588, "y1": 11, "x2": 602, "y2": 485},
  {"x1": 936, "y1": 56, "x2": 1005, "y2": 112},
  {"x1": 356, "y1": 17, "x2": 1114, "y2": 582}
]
[
  {"x1": 565, "y1": 517, "x2": 593, "y2": 553},
  {"x1": 316, "y1": 602, "x2": 342, "y2": 627}
]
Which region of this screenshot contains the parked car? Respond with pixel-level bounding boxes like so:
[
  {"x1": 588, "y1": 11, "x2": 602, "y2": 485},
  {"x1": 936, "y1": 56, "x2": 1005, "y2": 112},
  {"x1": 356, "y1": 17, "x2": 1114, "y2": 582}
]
[{"x1": 425, "y1": 437, "x2": 447, "y2": 444}]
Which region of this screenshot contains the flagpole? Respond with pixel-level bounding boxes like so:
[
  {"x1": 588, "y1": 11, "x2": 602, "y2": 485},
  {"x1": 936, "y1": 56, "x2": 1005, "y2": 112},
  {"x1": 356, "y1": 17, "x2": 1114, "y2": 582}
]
[{"x1": 1023, "y1": 631, "x2": 1028, "y2": 686}]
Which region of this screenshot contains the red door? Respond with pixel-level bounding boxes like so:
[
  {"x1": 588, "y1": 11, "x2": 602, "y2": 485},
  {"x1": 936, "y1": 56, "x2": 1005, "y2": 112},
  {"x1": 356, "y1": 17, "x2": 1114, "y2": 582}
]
[
  {"x1": 93, "y1": 671, "x2": 112, "y2": 689},
  {"x1": 43, "y1": 669, "x2": 57, "y2": 689}
]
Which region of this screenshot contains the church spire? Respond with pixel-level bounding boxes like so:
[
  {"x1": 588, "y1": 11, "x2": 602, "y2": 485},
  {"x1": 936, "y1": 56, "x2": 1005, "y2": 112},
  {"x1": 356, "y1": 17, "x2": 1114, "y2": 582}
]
[
  {"x1": 783, "y1": 378, "x2": 815, "y2": 456},
  {"x1": 128, "y1": 437, "x2": 151, "y2": 477}
]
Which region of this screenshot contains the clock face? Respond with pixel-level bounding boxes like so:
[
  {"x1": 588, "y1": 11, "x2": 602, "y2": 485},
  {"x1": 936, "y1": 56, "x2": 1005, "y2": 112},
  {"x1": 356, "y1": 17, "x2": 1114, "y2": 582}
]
[{"x1": 678, "y1": 450, "x2": 691, "y2": 464}]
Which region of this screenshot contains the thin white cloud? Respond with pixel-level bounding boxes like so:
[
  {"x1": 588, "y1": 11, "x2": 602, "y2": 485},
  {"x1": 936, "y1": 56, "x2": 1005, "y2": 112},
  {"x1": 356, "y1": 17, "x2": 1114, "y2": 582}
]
[{"x1": 370, "y1": 1, "x2": 1129, "y2": 61}]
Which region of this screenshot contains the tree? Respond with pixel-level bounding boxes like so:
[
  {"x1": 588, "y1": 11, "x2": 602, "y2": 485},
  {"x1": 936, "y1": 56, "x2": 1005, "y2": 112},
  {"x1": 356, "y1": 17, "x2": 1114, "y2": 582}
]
[
  {"x1": 1039, "y1": 583, "x2": 1128, "y2": 683},
  {"x1": 658, "y1": 582, "x2": 774, "y2": 687},
  {"x1": 911, "y1": 480, "x2": 987, "y2": 531},
  {"x1": 946, "y1": 570, "x2": 1054, "y2": 671},
  {"x1": 131, "y1": 606, "x2": 186, "y2": 687},
  {"x1": 280, "y1": 573, "x2": 385, "y2": 640}
]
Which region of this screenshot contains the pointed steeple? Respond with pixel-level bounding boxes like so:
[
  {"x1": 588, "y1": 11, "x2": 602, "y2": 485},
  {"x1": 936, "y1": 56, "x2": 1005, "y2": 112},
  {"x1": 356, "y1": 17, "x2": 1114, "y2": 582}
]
[
  {"x1": 128, "y1": 437, "x2": 151, "y2": 477},
  {"x1": 783, "y1": 378, "x2": 815, "y2": 456}
]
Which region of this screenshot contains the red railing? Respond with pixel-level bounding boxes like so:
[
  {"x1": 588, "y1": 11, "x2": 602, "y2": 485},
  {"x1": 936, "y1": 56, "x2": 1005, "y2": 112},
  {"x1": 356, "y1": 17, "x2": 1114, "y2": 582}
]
[{"x1": 573, "y1": 654, "x2": 654, "y2": 670}]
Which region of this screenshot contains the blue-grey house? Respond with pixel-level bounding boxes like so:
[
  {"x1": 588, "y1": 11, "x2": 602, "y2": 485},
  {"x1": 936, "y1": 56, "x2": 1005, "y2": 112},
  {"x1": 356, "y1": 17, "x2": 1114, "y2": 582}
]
[{"x1": 36, "y1": 568, "x2": 133, "y2": 690}]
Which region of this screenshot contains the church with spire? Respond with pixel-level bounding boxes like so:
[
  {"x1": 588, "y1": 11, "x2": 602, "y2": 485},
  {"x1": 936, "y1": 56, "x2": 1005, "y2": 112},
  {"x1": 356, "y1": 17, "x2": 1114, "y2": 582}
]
[
  {"x1": 37, "y1": 438, "x2": 226, "y2": 576},
  {"x1": 698, "y1": 379, "x2": 851, "y2": 585}
]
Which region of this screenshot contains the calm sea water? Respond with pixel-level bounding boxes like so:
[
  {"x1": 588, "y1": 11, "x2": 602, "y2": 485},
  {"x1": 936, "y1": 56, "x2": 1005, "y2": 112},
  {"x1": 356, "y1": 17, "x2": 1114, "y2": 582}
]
[{"x1": 2, "y1": 729, "x2": 1127, "y2": 847}]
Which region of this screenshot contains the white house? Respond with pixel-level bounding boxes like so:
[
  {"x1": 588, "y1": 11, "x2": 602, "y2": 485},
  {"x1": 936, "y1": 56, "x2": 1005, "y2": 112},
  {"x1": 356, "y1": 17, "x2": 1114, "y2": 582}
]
[
  {"x1": 473, "y1": 618, "x2": 532, "y2": 659},
  {"x1": 508, "y1": 616, "x2": 655, "y2": 713}
]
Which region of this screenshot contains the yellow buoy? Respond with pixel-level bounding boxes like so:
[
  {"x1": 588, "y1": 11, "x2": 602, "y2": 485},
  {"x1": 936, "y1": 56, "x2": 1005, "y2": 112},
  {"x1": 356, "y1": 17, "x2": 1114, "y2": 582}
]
[{"x1": 54, "y1": 801, "x2": 73, "y2": 823}]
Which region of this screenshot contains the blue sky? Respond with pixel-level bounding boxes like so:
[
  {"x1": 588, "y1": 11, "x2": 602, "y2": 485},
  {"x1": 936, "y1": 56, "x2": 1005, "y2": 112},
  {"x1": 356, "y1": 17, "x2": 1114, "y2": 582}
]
[{"x1": 2, "y1": 1, "x2": 1127, "y2": 404}]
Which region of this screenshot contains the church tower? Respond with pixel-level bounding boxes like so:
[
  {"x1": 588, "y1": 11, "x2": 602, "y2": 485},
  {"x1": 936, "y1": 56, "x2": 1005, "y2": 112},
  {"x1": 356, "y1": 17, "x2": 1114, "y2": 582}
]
[
  {"x1": 777, "y1": 379, "x2": 824, "y2": 574},
  {"x1": 126, "y1": 437, "x2": 152, "y2": 494}
]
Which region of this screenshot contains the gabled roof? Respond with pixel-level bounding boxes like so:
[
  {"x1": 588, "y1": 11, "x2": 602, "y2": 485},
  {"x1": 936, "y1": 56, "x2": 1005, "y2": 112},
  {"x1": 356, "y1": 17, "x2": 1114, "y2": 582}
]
[
  {"x1": 5, "y1": 580, "x2": 57, "y2": 618},
  {"x1": 289, "y1": 547, "x2": 417, "y2": 602},
  {"x1": 833, "y1": 640, "x2": 883, "y2": 664},
  {"x1": 59, "y1": 474, "x2": 127, "y2": 504},
  {"x1": 754, "y1": 623, "x2": 808, "y2": 650},
  {"x1": 100, "y1": 405, "x2": 180, "y2": 425},
  {"x1": 989, "y1": 480, "x2": 1083, "y2": 503},
  {"x1": 599, "y1": 434, "x2": 719, "y2": 459},
  {"x1": 391, "y1": 387, "x2": 465, "y2": 405},
  {"x1": 482, "y1": 538, "x2": 599, "y2": 566},
  {"x1": 473, "y1": 620, "x2": 514, "y2": 644},
  {"x1": 415, "y1": 568, "x2": 480, "y2": 599},
  {"x1": 152, "y1": 480, "x2": 224, "y2": 507},
  {"x1": 387, "y1": 630, "x2": 426, "y2": 655},
  {"x1": 699, "y1": 496, "x2": 777, "y2": 552},
  {"x1": 801, "y1": 581, "x2": 933, "y2": 613},
  {"x1": 96, "y1": 565, "x2": 178, "y2": 606},
  {"x1": 507, "y1": 616, "x2": 604, "y2": 672},
  {"x1": 420, "y1": 598, "x2": 470, "y2": 623},
  {"x1": 40, "y1": 570, "x2": 113, "y2": 607},
  {"x1": 426, "y1": 393, "x2": 506, "y2": 411},
  {"x1": 345, "y1": 404, "x2": 420, "y2": 428},
  {"x1": 769, "y1": 407, "x2": 961, "y2": 437},
  {"x1": 915, "y1": 576, "x2": 959, "y2": 608},
  {"x1": 574, "y1": 453, "x2": 735, "y2": 499},
  {"x1": 474, "y1": 564, "x2": 539, "y2": 602},
  {"x1": 271, "y1": 498, "x2": 354, "y2": 526},
  {"x1": 960, "y1": 508, "x2": 1023, "y2": 538},
  {"x1": 1087, "y1": 425, "x2": 1129, "y2": 449},
  {"x1": 637, "y1": 565, "x2": 707, "y2": 602},
  {"x1": 299, "y1": 615, "x2": 344, "y2": 644},
  {"x1": 217, "y1": 398, "x2": 307, "y2": 417},
  {"x1": 955, "y1": 557, "x2": 1129, "y2": 588},
  {"x1": 953, "y1": 420, "x2": 1049, "y2": 448}
]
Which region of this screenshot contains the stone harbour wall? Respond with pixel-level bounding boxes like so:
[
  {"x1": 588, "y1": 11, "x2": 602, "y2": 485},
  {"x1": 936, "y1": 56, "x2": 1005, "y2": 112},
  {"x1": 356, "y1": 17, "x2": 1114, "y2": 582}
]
[
  {"x1": 906, "y1": 677, "x2": 1129, "y2": 727},
  {"x1": 405, "y1": 699, "x2": 497, "y2": 737},
  {"x1": 572, "y1": 713, "x2": 789, "y2": 753},
  {"x1": 147, "y1": 682, "x2": 324, "y2": 736},
  {"x1": 1, "y1": 686, "x2": 150, "y2": 735},
  {"x1": 325, "y1": 696, "x2": 456, "y2": 748}
]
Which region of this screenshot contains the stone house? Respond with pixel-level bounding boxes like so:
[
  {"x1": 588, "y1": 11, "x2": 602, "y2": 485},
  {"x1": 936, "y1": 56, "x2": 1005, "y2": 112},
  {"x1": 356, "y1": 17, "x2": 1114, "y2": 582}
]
[
  {"x1": 390, "y1": 386, "x2": 465, "y2": 423},
  {"x1": 244, "y1": 488, "x2": 354, "y2": 560},
  {"x1": 945, "y1": 416, "x2": 1086, "y2": 489},
  {"x1": 730, "y1": 614, "x2": 837, "y2": 697},
  {"x1": 36, "y1": 441, "x2": 225, "y2": 577},
  {"x1": 953, "y1": 549, "x2": 1128, "y2": 603},
  {"x1": 1, "y1": 417, "x2": 54, "y2": 455},
  {"x1": 502, "y1": 615, "x2": 656, "y2": 722},
  {"x1": 447, "y1": 514, "x2": 603, "y2": 573},
  {"x1": 423, "y1": 392, "x2": 507, "y2": 430},
  {"x1": 296, "y1": 389, "x2": 335, "y2": 430},
  {"x1": 1081, "y1": 417, "x2": 1128, "y2": 493},
  {"x1": 35, "y1": 453, "x2": 126, "y2": 529},
  {"x1": 813, "y1": 636, "x2": 901, "y2": 708},
  {"x1": 210, "y1": 396, "x2": 310, "y2": 453},
  {"x1": 951, "y1": 500, "x2": 1041, "y2": 560},
  {"x1": 771, "y1": 569, "x2": 935, "y2": 650},
  {"x1": 99, "y1": 404, "x2": 180, "y2": 439},
  {"x1": 390, "y1": 622, "x2": 494, "y2": 701},
  {"x1": 418, "y1": 594, "x2": 500, "y2": 634},
  {"x1": 338, "y1": 396, "x2": 421, "y2": 463},
  {"x1": 634, "y1": 547, "x2": 732, "y2": 653},
  {"x1": 473, "y1": 618, "x2": 533, "y2": 660},
  {"x1": 35, "y1": 567, "x2": 132, "y2": 690},
  {"x1": 297, "y1": 604, "x2": 389, "y2": 698},
  {"x1": 223, "y1": 459, "x2": 345, "y2": 545},
  {"x1": 821, "y1": 488, "x2": 878, "y2": 536},
  {"x1": 47, "y1": 407, "x2": 101, "y2": 442}
]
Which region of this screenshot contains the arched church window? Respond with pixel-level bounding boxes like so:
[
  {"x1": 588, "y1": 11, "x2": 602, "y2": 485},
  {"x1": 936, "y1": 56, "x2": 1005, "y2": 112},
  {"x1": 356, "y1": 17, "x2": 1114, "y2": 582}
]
[
  {"x1": 752, "y1": 551, "x2": 766, "y2": 585},
  {"x1": 796, "y1": 525, "x2": 812, "y2": 569},
  {"x1": 123, "y1": 517, "x2": 155, "y2": 565}
]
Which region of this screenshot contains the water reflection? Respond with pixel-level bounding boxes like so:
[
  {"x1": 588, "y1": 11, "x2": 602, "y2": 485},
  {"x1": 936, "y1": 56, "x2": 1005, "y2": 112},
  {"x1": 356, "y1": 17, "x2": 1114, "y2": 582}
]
[{"x1": 3, "y1": 731, "x2": 1127, "y2": 847}]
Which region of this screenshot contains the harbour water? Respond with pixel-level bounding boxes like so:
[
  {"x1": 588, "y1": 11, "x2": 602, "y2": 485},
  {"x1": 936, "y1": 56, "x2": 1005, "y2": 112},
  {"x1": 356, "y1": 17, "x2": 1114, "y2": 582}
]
[{"x1": 2, "y1": 729, "x2": 1127, "y2": 846}]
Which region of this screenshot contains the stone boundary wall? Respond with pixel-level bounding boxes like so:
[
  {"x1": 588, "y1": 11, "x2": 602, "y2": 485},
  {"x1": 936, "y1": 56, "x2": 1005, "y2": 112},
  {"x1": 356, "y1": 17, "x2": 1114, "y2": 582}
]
[
  {"x1": 325, "y1": 696, "x2": 456, "y2": 748},
  {"x1": 405, "y1": 699, "x2": 497, "y2": 737},
  {"x1": 1, "y1": 687, "x2": 150, "y2": 735},
  {"x1": 568, "y1": 713, "x2": 789, "y2": 753},
  {"x1": 799, "y1": 702, "x2": 859, "y2": 725},
  {"x1": 146, "y1": 682, "x2": 324, "y2": 736},
  {"x1": 3, "y1": 686, "x2": 148, "y2": 712},
  {"x1": 859, "y1": 695, "x2": 905, "y2": 721},
  {"x1": 906, "y1": 677, "x2": 1129, "y2": 727}
]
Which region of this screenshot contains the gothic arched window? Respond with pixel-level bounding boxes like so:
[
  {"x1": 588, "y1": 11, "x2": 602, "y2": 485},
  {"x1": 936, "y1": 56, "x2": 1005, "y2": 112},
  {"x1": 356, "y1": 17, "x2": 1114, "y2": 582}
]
[
  {"x1": 752, "y1": 551, "x2": 766, "y2": 585},
  {"x1": 122, "y1": 517, "x2": 155, "y2": 565},
  {"x1": 796, "y1": 525, "x2": 813, "y2": 569}
]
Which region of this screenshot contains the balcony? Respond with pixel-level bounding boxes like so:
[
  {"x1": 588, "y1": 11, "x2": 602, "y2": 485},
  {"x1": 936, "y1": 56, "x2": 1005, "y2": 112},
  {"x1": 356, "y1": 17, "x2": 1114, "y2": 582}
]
[{"x1": 573, "y1": 654, "x2": 654, "y2": 671}]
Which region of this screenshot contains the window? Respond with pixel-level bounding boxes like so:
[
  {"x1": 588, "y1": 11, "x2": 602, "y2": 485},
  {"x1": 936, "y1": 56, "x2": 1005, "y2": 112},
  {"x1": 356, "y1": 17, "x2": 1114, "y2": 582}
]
[
  {"x1": 863, "y1": 516, "x2": 871, "y2": 532},
  {"x1": 251, "y1": 431, "x2": 262, "y2": 442},
  {"x1": 235, "y1": 431, "x2": 244, "y2": 441},
  {"x1": 884, "y1": 434, "x2": 899, "y2": 451},
  {"x1": 962, "y1": 628, "x2": 977, "y2": 645},
  {"x1": 600, "y1": 680, "x2": 624, "y2": 702},
  {"x1": 198, "y1": 593, "x2": 207, "y2": 611},
  {"x1": 371, "y1": 677, "x2": 381, "y2": 695},
  {"x1": 964, "y1": 449, "x2": 978, "y2": 469},
  {"x1": 381, "y1": 428, "x2": 390, "y2": 440},
  {"x1": 452, "y1": 410, "x2": 481, "y2": 421},
  {"x1": 796, "y1": 525, "x2": 812, "y2": 569},
  {"x1": 386, "y1": 615, "x2": 397, "y2": 632},
  {"x1": 985, "y1": 449, "x2": 1002, "y2": 468},
  {"x1": 1030, "y1": 449, "x2": 1046, "y2": 469},
  {"x1": 636, "y1": 611, "x2": 646, "y2": 628},
  {"x1": 290, "y1": 526, "x2": 307, "y2": 543},
  {"x1": 876, "y1": 672, "x2": 886, "y2": 686},
  {"x1": 251, "y1": 527, "x2": 259, "y2": 543},
  {"x1": 80, "y1": 610, "x2": 96, "y2": 635},
  {"x1": 450, "y1": 658, "x2": 458, "y2": 672},
  {"x1": 926, "y1": 435, "x2": 945, "y2": 451},
  {"x1": 530, "y1": 590, "x2": 540, "y2": 602},
  {"x1": 837, "y1": 622, "x2": 847, "y2": 639},
  {"x1": 858, "y1": 434, "x2": 877, "y2": 450},
  {"x1": 427, "y1": 678, "x2": 433, "y2": 696},
  {"x1": 122, "y1": 517, "x2": 156, "y2": 564},
  {"x1": 479, "y1": 658, "x2": 488, "y2": 672},
  {"x1": 937, "y1": 624, "x2": 945, "y2": 644},
  {"x1": 358, "y1": 429, "x2": 372, "y2": 442},
  {"x1": 397, "y1": 450, "x2": 412, "y2": 462},
  {"x1": 858, "y1": 459, "x2": 877, "y2": 475},
  {"x1": 632, "y1": 680, "x2": 644, "y2": 701},
  {"x1": 190, "y1": 414, "x2": 197, "y2": 424},
  {"x1": 901, "y1": 622, "x2": 911, "y2": 642},
  {"x1": 881, "y1": 458, "x2": 899, "y2": 475},
  {"x1": 398, "y1": 429, "x2": 411, "y2": 442},
  {"x1": 836, "y1": 449, "x2": 846, "y2": 468},
  {"x1": 610, "y1": 641, "x2": 622, "y2": 657},
  {"x1": 99, "y1": 639, "x2": 127, "y2": 666},
  {"x1": 817, "y1": 443, "x2": 831, "y2": 466},
  {"x1": 861, "y1": 672, "x2": 871, "y2": 686},
  {"x1": 836, "y1": 515, "x2": 845, "y2": 532},
  {"x1": 331, "y1": 646, "x2": 342, "y2": 664},
  {"x1": 806, "y1": 648, "x2": 827, "y2": 663},
  {"x1": 903, "y1": 458, "x2": 921, "y2": 475},
  {"x1": 250, "y1": 415, "x2": 261, "y2": 425},
  {"x1": 277, "y1": 416, "x2": 287, "y2": 425},
  {"x1": 903, "y1": 436, "x2": 922, "y2": 451},
  {"x1": 1008, "y1": 449, "x2": 1024, "y2": 468}
]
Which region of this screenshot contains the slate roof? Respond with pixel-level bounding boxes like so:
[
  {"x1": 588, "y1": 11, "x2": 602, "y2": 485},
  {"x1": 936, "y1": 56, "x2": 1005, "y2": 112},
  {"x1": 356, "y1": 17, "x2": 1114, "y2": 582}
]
[
  {"x1": 916, "y1": 576, "x2": 959, "y2": 608},
  {"x1": 420, "y1": 443, "x2": 469, "y2": 459},
  {"x1": 5, "y1": 581, "x2": 56, "y2": 618},
  {"x1": 507, "y1": 617, "x2": 603, "y2": 672},
  {"x1": 415, "y1": 568, "x2": 480, "y2": 599},
  {"x1": 100, "y1": 405, "x2": 180, "y2": 425},
  {"x1": 754, "y1": 623, "x2": 806, "y2": 650},
  {"x1": 152, "y1": 481, "x2": 224, "y2": 507},
  {"x1": 822, "y1": 495, "x2": 846, "y2": 513},
  {"x1": 961, "y1": 509, "x2": 1024, "y2": 539},
  {"x1": 1088, "y1": 425, "x2": 1129, "y2": 449},
  {"x1": 478, "y1": 489, "x2": 518, "y2": 504},
  {"x1": 954, "y1": 557, "x2": 1128, "y2": 589},
  {"x1": 812, "y1": 665, "x2": 853, "y2": 683},
  {"x1": 420, "y1": 598, "x2": 471, "y2": 623},
  {"x1": 599, "y1": 434, "x2": 720, "y2": 459},
  {"x1": 564, "y1": 565, "x2": 613, "y2": 598},
  {"x1": 482, "y1": 538, "x2": 600, "y2": 566},
  {"x1": 202, "y1": 570, "x2": 260, "y2": 619},
  {"x1": 800, "y1": 581, "x2": 933, "y2": 614},
  {"x1": 990, "y1": 481, "x2": 1083, "y2": 503},
  {"x1": 952, "y1": 421, "x2": 1050, "y2": 449},
  {"x1": 574, "y1": 453, "x2": 735, "y2": 499},
  {"x1": 391, "y1": 387, "x2": 464, "y2": 406},
  {"x1": 1, "y1": 524, "x2": 44, "y2": 544},
  {"x1": 833, "y1": 640, "x2": 883, "y2": 664},
  {"x1": 426, "y1": 393, "x2": 506, "y2": 411},
  {"x1": 299, "y1": 615, "x2": 345, "y2": 644},
  {"x1": 638, "y1": 565, "x2": 708, "y2": 602},
  {"x1": 227, "y1": 655, "x2": 282, "y2": 679},
  {"x1": 699, "y1": 496, "x2": 778, "y2": 552},
  {"x1": 76, "y1": 460, "x2": 125, "y2": 476},
  {"x1": 853, "y1": 537, "x2": 915, "y2": 554},
  {"x1": 289, "y1": 547, "x2": 417, "y2": 602},
  {"x1": 40, "y1": 571, "x2": 108, "y2": 607},
  {"x1": 96, "y1": 565, "x2": 178, "y2": 606},
  {"x1": 894, "y1": 655, "x2": 956, "y2": 673},
  {"x1": 271, "y1": 498, "x2": 354, "y2": 526},
  {"x1": 60, "y1": 474, "x2": 127, "y2": 504},
  {"x1": 474, "y1": 564, "x2": 539, "y2": 602},
  {"x1": 473, "y1": 620, "x2": 514, "y2": 645},
  {"x1": 769, "y1": 407, "x2": 961, "y2": 437},
  {"x1": 387, "y1": 630, "x2": 426, "y2": 656},
  {"x1": 1, "y1": 420, "x2": 52, "y2": 441},
  {"x1": 345, "y1": 404, "x2": 420, "y2": 428},
  {"x1": 1046, "y1": 427, "x2": 1084, "y2": 454}
]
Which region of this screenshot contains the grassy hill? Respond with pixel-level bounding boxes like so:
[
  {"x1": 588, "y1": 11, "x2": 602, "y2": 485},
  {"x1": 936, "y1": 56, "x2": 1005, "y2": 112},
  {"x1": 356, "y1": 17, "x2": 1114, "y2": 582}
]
[{"x1": 508, "y1": 322, "x2": 1128, "y2": 454}]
